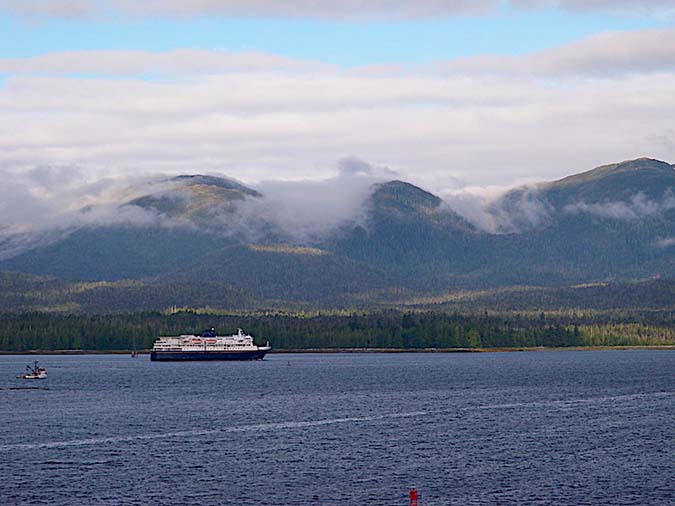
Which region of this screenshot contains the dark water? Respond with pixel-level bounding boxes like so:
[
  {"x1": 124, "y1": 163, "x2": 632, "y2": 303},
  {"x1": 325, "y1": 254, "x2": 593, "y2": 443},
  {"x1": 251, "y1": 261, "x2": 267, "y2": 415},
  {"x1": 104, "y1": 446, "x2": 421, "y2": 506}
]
[{"x1": 0, "y1": 351, "x2": 673, "y2": 505}]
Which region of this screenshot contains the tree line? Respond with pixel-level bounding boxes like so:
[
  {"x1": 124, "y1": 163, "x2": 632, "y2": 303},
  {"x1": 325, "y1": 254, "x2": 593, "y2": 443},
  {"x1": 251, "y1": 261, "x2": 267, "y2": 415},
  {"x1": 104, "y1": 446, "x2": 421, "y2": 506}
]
[{"x1": 0, "y1": 309, "x2": 672, "y2": 352}]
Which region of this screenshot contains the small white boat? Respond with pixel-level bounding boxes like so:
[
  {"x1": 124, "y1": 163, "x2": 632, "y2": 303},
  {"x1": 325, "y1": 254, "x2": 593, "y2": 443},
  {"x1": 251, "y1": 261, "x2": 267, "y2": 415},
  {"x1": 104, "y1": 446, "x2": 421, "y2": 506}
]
[{"x1": 17, "y1": 361, "x2": 47, "y2": 379}]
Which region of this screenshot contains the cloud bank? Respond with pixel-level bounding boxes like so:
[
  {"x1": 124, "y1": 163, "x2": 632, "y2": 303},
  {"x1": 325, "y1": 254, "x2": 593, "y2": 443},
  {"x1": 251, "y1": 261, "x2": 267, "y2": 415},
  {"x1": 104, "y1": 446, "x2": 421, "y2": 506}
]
[
  {"x1": 0, "y1": 27, "x2": 674, "y2": 189},
  {"x1": 2, "y1": 0, "x2": 673, "y2": 19},
  {"x1": 514, "y1": 1, "x2": 675, "y2": 14},
  {"x1": 0, "y1": 167, "x2": 174, "y2": 259},
  {"x1": 232, "y1": 157, "x2": 396, "y2": 242},
  {"x1": 564, "y1": 191, "x2": 675, "y2": 220},
  {"x1": 0, "y1": 158, "x2": 396, "y2": 258},
  {"x1": 2, "y1": 31, "x2": 675, "y2": 186},
  {"x1": 1, "y1": 158, "x2": 673, "y2": 263},
  {"x1": 0, "y1": 50, "x2": 332, "y2": 76},
  {"x1": 435, "y1": 28, "x2": 675, "y2": 78},
  {"x1": 443, "y1": 186, "x2": 675, "y2": 233},
  {"x1": 441, "y1": 185, "x2": 554, "y2": 233},
  {"x1": 4, "y1": 27, "x2": 675, "y2": 79}
]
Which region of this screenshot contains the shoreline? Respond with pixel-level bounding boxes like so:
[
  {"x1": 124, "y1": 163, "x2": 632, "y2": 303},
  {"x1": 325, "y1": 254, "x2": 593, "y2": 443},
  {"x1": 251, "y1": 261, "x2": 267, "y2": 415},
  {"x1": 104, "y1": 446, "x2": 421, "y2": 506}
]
[
  {"x1": 1, "y1": 345, "x2": 673, "y2": 355},
  {"x1": 272, "y1": 345, "x2": 675, "y2": 353}
]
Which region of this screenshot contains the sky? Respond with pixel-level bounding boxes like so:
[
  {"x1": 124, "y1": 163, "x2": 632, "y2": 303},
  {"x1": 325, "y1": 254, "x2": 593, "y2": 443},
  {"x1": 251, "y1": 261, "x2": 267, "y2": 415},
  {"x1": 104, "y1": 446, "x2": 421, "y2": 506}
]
[{"x1": 1, "y1": 0, "x2": 675, "y2": 190}]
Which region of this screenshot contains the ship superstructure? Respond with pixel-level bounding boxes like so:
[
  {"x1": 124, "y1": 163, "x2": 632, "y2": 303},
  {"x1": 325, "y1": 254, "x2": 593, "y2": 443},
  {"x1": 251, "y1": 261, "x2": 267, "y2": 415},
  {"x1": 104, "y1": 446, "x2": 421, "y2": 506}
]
[{"x1": 150, "y1": 328, "x2": 270, "y2": 361}]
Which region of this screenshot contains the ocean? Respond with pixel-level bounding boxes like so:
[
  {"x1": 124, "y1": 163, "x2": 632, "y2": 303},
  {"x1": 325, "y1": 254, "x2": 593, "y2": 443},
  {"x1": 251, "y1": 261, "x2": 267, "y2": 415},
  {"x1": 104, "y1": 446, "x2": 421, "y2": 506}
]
[{"x1": 1, "y1": 350, "x2": 673, "y2": 505}]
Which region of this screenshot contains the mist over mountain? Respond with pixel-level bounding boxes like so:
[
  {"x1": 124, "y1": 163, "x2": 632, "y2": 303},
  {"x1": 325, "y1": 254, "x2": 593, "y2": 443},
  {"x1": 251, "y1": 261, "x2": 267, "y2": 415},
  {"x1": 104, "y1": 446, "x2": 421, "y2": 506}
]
[
  {"x1": 0, "y1": 157, "x2": 673, "y2": 308},
  {"x1": 499, "y1": 158, "x2": 675, "y2": 228}
]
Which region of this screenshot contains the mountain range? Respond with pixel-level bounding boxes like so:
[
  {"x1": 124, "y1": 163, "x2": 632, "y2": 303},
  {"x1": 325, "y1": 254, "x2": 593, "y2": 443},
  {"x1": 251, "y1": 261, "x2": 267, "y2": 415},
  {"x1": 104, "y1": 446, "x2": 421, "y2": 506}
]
[{"x1": 1, "y1": 157, "x2": 674, "y2": 311}]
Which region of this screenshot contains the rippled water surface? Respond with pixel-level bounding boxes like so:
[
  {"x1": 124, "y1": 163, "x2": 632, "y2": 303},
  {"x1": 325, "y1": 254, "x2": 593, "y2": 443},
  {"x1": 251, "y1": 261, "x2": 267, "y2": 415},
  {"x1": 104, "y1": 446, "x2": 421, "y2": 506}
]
[{"x1": 1, "y1": 351, "x2": 673, "y2": 505}]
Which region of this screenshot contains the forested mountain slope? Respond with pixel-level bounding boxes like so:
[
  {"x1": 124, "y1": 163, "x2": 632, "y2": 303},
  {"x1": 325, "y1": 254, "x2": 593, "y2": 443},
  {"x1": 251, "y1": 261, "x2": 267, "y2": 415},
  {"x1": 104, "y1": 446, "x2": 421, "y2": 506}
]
[{"x1": 1, "y1": 158, "x2": 673, "y2": 307}]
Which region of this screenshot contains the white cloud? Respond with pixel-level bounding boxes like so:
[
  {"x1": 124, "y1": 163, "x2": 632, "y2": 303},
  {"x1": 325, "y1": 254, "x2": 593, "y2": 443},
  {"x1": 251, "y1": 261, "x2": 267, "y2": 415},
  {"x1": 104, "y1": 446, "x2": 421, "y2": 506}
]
[
  {"x1": 5, "y1": 28, "x2": 675, "y2": 79},
  {"x1": 2, "y1": 26, "x2": 672, "y2": 82},
  {"x1": 0, "y1": 50, "x2": 333, "y2": 76},
  {"x1": 442, "y1": 185, "x2": 553, "y2": 234},
  {"x1": 0, "y1": 1, "x2": 497, "y2": 20},
  {"x1": 434, "y1": 28, "x2": 675, "y2": 77},
  {"x1": 234, "y1": 158, "x2": 395, "y2": 242},
  {"x1": 0, "y1": 29, "x2": 674, "y2": 187},
  {"x1": 564, "y1": 191, "x2": 675, "y2": 220},
  {"x1": 0, "y1": 0, "x2": 93, "y2": 18},
  {"x1": 514, "y1": 1, "x2": 675, "y2": 15},
  {"x1": 2, "y1": 0, "x2": 673, "y2": 19},
  {"x1": 0, "y1": 166, "x2": 171, "y2": 237},
  {"x1": 1, "y1": 69, "x2": 674, "y2": 186},
  {"x1": 440, "y1": 185, "x2": 515, "y2": 233},
  {"x1": 0, "y1": 159, "x2": 395, "y2": 257}
]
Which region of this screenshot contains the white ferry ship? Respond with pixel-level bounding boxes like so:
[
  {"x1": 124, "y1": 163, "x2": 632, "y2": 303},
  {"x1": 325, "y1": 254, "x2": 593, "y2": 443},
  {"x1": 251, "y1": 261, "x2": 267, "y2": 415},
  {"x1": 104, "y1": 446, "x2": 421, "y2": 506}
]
[{"x1": 150, "y1": 328, "x2": 271, "y2": 361}]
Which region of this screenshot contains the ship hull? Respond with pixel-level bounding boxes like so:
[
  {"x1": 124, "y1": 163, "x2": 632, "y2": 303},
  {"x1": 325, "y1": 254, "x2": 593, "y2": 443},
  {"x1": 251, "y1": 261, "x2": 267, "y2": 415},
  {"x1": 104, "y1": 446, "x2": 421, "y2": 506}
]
[{"x1": 150, "y1": 349, "x2": 269, "y2": 361}]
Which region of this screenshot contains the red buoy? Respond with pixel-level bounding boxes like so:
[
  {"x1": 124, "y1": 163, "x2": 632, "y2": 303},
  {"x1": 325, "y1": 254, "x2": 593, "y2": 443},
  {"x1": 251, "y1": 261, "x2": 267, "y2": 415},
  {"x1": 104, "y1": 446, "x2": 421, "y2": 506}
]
[{"x1": 409, "y1": 487, "x2": 418, "y2": 506}]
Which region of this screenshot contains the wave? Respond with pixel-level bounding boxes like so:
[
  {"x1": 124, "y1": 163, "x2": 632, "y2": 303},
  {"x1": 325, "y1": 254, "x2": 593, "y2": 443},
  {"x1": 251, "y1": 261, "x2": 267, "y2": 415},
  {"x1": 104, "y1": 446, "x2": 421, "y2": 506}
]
[
  {"x1": 0, "y1": 410, "x2": 429, "y2": 452},
  {"x1": 2, "y1": 391, "x2": 671, "y2": 453}
]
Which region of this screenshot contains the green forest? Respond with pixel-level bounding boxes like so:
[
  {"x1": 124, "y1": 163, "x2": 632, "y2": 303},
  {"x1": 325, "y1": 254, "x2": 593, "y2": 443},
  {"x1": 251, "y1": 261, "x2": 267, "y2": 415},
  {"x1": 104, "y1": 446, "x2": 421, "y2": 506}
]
[{"x1": 0, "y1": 309, "x2": 673, "y2": 352}]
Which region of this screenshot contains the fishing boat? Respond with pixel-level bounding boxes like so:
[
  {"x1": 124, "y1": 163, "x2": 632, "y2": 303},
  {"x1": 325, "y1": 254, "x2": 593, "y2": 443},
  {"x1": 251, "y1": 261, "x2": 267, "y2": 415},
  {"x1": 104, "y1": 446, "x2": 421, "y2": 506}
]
[{"x1": 17, "y1": 361, "x2": 47, "y2": 379}]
